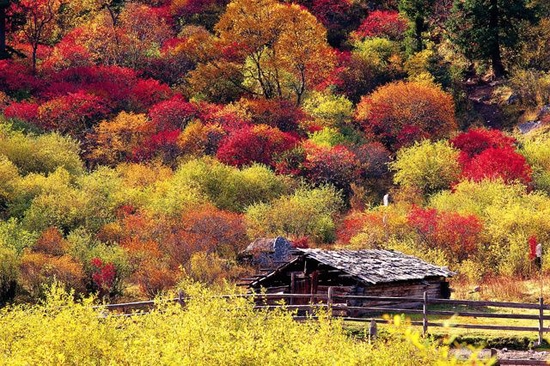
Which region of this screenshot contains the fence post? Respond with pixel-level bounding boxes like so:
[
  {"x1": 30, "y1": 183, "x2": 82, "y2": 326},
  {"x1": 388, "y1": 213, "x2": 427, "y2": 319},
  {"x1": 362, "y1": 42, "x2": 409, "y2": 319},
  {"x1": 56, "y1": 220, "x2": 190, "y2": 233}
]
[
  {"x1": 539, "y1": 297, "x2": 544, "y2": 345},
  {"x1": 423, "y1": 291, "x2": 428, "y2": 337},
  {"x1": 327, "y1": 286, "x2": 334, "y2": 317}
]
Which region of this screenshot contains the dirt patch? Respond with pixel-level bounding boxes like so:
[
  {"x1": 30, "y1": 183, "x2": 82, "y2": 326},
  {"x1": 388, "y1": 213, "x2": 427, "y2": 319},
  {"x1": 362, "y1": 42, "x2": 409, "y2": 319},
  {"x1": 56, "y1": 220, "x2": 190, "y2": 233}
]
[
  {"x1": 465, "y1": 81, "x2": 506, "y2": 129},
  {"x1": 453, "y1": 348, "x2": 550, "y2": 365}
]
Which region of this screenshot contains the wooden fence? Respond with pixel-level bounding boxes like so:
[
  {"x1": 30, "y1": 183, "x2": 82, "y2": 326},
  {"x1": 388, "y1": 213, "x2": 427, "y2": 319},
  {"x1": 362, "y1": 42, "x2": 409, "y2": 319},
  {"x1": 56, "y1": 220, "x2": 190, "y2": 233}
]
[{"x1": 97, "y1": 289, "x2": 550, "y2": 344}]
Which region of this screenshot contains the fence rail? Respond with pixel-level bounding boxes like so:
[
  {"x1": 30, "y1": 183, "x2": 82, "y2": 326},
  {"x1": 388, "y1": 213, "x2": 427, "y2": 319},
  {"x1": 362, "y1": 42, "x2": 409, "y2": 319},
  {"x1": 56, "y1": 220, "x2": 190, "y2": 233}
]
[{"x1": 98, "y1": 289, "x2": 548, "y2": 343}]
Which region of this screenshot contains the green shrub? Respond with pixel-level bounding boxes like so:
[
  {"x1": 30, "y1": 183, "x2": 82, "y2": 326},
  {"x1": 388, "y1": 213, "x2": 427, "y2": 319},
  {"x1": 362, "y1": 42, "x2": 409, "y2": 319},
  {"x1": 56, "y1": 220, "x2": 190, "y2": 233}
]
[
  {"x1": 173, "y1": 158, "x2": 290, "y2": 212},
  {"x1": 391, "y1": 140, "x2": 460, "y2": 197},
  {"x1": 0, "y1": 124, "x2": 83, "y2": 176},
  {"x1": 245, "y1": 185, "x2": 342, "y2": 243},
  {"x1": 0, "y1": 247, "x2": 18, "y2": 305}
]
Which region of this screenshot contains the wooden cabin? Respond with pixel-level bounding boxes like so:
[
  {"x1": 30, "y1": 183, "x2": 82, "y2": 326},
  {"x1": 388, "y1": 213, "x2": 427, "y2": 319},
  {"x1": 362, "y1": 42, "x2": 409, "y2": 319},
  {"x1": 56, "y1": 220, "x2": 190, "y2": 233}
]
[{"x1": 247, "y1": 248, "x2": 454, "y2": 315}]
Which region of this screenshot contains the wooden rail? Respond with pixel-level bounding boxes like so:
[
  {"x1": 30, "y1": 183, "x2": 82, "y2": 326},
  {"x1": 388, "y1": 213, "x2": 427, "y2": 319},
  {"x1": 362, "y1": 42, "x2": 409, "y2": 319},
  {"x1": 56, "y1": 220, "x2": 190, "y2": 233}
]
[{"x1": 98, "y1": 289, "x2": 549, "y2": 343}]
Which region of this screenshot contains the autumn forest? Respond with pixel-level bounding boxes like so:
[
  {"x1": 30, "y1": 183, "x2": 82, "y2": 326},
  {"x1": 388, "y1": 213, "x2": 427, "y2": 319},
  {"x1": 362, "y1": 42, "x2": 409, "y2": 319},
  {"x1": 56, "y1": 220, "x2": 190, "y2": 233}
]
[{"x1": 0, "y1": 0, "x2": 549, "y2": 308}]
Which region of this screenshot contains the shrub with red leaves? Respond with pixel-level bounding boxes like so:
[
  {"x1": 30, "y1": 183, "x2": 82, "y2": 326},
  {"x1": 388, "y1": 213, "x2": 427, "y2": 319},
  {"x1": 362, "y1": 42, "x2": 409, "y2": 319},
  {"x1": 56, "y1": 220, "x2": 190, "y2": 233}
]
[
  {"x1": 461, "y1": 147, "x2": 532, "y2": 185},
  {"x1": 336, "y1": 212, "x2": 367, "y2": 244},
  {"x1": 43, "y1": 66, "x2": 171, "y2": 113},
  {"x1": 290, "y1": 237, "x2": 310, "y2": 249},
  {"x1": 408, "y1": 206, "x2": 483, "y2": 261},
  {"x1": 90, "y1": 257, "x2": 119, "y2": 298},
  {"x1": 450, "y1": 128, "x2": 516, "y2": 165},
  {"x1": 127, "y1": 78, "x2": 172, "y2": 113},
  {"x1": 3, "y1": 101, "x2": 40, "y2": 124},
  {"x1": 196, "y1": 102, "x2": 250, "y2": 132},
  {"x1": 0, "y1": 60, "x2": 42, "y2": 95},
  {"x1": 135, "y1": 129, "x2": 182, "y2": 163},
  {"x1": 216, "y1": 125, "x2": 298, "y2": 167},
  {"x1": 43, "y1": 66, "x2": 138, "y2": 103},
  {"x1": 37, "y1": 91, "x2": 111, "y2": 135},
  {"x1": 148, "y1": 95, "x2": 197, "y2": 131}
]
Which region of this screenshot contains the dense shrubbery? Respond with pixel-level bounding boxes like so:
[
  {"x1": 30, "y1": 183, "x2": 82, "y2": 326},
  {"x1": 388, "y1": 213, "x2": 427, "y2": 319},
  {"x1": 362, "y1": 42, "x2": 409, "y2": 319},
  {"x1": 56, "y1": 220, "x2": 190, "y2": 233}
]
[{"x1": 0, "y1": 284, "x2": 477, "y2": 365}]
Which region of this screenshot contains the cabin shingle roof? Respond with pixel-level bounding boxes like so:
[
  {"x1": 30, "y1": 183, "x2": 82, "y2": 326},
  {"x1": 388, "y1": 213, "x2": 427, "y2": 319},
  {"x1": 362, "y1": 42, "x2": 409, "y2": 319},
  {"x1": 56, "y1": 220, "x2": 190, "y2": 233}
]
[{"x1": 298, "y1": 249, "x2": 454, "y2": 284}]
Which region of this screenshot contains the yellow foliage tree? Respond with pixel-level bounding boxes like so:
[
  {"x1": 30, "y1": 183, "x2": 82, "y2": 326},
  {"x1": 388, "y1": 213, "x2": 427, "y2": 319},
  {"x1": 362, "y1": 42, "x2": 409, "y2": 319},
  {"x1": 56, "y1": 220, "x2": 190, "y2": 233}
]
[
  {"x1": 190, "y1": 0, "x2": 335, "y2": 104},
  {"x1": 89, "y1": 112, "x2": 154, "y2": 165}
]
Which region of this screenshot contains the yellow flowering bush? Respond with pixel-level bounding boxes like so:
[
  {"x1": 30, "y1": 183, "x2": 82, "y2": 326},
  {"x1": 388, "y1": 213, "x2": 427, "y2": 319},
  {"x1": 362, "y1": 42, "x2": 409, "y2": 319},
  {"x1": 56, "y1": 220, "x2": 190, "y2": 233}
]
[{"x1": 0, "y1": 283, "x2": 491, "y2": 366}]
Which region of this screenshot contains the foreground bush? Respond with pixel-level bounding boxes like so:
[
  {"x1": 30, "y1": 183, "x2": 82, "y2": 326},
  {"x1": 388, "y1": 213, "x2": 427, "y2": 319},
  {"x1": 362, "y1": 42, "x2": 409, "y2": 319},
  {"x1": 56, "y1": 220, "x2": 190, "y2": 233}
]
[{"x1": 0, "y1": 284, "x2": 482, "y2": 365}]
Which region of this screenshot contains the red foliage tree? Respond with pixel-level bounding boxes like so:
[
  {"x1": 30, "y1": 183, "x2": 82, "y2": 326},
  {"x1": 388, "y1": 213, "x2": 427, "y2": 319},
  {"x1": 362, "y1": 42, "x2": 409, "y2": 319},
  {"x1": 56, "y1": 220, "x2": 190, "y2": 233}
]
[
  {"x1": 37, "y1": 91, "x2": 111, "y2": 135},
  {"x1": 461, "y1": 147, "x2": 532, "y2": 185},
  {"x1": 9, "y1": 0, "x2": 67, "y2": 74},
  {"x1": 353, "y1": 10, "x2": 407, "y2": 40},
  {"x1": 302, "y1": 143, "x2": 361, "y2": 193},
  {"x1": 216, "y1": 125, "x2": 298, "y2": 167},
  {"x1": 127, "y1": 78, "x2": 172, "y2": 113},
  {"x1": 148, "y1": 95, "x2": 197, "y2": 131},
  {"x1": 42, "y1": 28, "x2": 94, "y2": 72},
  {"x1": 408, "y1": 206, "x2": 483, "y2": 261}
]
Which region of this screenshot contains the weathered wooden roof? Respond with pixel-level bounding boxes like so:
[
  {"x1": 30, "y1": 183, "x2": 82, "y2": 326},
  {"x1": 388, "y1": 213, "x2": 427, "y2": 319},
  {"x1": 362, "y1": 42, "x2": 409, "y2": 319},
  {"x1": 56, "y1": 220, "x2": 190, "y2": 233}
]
[
  {"x1": 249, "y1": 248, "x2": 454, "y2": 287},
  {"x1": 299, "y1": 249, "x2": 454, "y2": 284},
  {"x1": 241, "y1": 237, "x2": 291, "y2": 254}
]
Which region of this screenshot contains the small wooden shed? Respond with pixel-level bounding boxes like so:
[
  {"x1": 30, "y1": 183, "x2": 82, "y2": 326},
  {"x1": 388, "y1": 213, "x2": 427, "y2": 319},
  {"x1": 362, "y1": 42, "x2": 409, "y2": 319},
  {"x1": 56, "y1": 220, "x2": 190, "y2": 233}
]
[{"x1": 248, "y1": 248, "x2": 454, "y2": 313}]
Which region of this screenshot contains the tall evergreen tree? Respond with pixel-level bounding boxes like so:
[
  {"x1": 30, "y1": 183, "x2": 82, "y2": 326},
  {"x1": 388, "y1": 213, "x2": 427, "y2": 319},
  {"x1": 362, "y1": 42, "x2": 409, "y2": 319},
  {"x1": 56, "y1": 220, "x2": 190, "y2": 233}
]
[
  {"x1": 399, "y1": 0, "x2": 436, "y2": 53},
  {"x1": 447, "y1": 0, "x2": 537, "y2": 77}
]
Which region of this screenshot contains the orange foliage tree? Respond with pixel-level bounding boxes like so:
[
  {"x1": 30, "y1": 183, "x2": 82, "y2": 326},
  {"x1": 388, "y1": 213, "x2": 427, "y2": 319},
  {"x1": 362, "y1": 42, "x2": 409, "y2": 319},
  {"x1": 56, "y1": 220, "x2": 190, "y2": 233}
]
[
  {"x1": 19, "y1": 228, "x2": 85, "y2": 297},
  {"x1": 356, "y1": 81, "x2": 457, "y2": 151}
]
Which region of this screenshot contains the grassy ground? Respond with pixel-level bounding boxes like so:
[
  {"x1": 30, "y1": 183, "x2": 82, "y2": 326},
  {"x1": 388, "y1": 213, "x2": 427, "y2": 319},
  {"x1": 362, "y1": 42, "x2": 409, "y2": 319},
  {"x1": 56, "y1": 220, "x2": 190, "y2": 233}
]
[{"x1": 344, "y1": 276, "x2": 550, "y2": 349}]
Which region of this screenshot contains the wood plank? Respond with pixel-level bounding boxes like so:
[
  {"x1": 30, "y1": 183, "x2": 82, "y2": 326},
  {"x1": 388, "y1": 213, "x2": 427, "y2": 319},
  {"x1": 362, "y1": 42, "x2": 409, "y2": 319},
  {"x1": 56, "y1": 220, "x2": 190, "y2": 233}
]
[
  {"x1": 427, "y1": 323, "x2": 540, "y2": 332},
  {"x1": 427, "y1": 298, "x2": 549, "y2": 310},
  {"x1": 427, "y1": 310, "x2": 550, "y2": 320},
  {"x1": 340, "y1": 306, "x2": 424, "y2": 314}
]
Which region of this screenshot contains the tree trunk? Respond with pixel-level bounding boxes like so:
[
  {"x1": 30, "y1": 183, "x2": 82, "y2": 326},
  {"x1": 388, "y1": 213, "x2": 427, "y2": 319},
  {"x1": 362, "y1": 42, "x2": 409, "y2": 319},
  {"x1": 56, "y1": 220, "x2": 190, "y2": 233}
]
[
  {"x1": 0, "y1": 5, "x2": 7, "y2": 60},
  {"x1": 489, "y1": 0, "x2": 505, "y2": 77},
  {"x1": 31, "y1": 44, "x2": 37, "y2": 74},
  {"x1": 414, "y1": 16, "x2": 424, "y2": 52}
]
